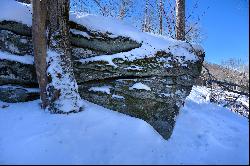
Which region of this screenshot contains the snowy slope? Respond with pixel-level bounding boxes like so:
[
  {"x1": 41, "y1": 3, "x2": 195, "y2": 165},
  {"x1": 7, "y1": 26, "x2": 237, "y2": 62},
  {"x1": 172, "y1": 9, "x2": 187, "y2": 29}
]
[
  {"x1": 0, "y1": 0, "x2": 32, "y2": 26},
  {"x1": 0, "y1": 86, "x2": 248, "y2": 164},
  {"x1": 0, "y1": 1, "x2": 248, "y2": 164}
]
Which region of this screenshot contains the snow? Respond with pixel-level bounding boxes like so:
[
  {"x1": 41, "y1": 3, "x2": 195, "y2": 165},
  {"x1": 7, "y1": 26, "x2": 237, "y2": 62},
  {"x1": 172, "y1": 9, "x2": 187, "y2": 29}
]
[
  {"x1": 7, "y1": 44, "x2": 19, "y2": 54},
  {"x1": 0, "y1": 86, "x2": 248, "y2": 164},
  {"x1": 129, "y1": 82, "x2": 151, "y2": 91},
  {"x1": 0, "y1": 1, "x2": 247, "y2": 163},
  {"x1": 0, "y1": 0, "x2": 32, "y2": 26},
  {"x1": 112, "y1": 94, "x2": 125, "y2": 99},
  {"x1": 80, "y1": 55, "x2": 118, "y2": 67},
  {"x1": 70, "y1": 29, "x2": 91, "y2": 39},
  {"x1": 73, "y1": 14, "x2": 200, "y2": 67},
  {"x1": 160, "y1": 93, "x2": 172, "y2": 97},
  {"x1": 78, "y1": 34, "x2": 198, "y2": 67},
  {"x1": 69, "y1": 12, "x2": 143, "y2": 42},
  {"x1": 124, "y1": 65, "x2": 144, "y2": 71},
  {"x1": 0, "y1": 51, "x2": 34, "y2": 65},
  {"x1": 46, "y1": 50, "x2": 83, "y2": 113},
  {"x1": 239, "y1": 98, "x2": 249, "y2": 108},
  {"x1": 88, "y1": 86, "x2": 112, "y2": 95}
]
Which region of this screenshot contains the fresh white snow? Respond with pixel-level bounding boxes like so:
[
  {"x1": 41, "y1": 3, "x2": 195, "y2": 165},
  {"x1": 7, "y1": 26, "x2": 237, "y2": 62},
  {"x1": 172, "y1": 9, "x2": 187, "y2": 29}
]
[
  {"x1": 69, "y1": 12, "x2": 143, "y2": 42},
  {"x1": 0, "y1": 0, "x2": 32, "y2": 26},
  {"x1": 129, "y1": 82, "x2": 151, "y2": 91},
  {"x1": 112, "y1": 94, "x2": 125, "y2": 99},
  {"x1": 70, "y1": 29, "x2": 91, "y2": 39},
  {"x1": 46, "y1": 50, "x2": 83, "y2": 112},
  {"x1": 88, "y1": 86, "x2": 112, "y2": 94},
  {"x1": 0, "y1": 86, "x2": 248, "y2": 164},
  {"x1": 0, "y1": 1, "x2": 248, "y2": 164},
  {"x1": 0, "y1": 51, "x2": 34, "y2": 65},
  {"x1": 124, "y1": 65, "x2": 144, "y2": 71}
]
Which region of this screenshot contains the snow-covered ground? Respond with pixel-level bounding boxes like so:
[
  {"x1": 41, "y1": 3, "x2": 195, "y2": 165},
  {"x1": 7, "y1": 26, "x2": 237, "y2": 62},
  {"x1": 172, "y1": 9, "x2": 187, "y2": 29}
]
[
  {"x1": 0, "y1": 0, "x2": 248, "y2": 164},
  {"x1": 0, "y1": 86, "x2": 248, "y2": 164}
]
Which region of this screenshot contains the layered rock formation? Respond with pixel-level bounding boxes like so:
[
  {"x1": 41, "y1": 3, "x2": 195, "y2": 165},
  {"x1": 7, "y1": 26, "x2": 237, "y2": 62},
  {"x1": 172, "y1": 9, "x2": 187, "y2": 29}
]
[{"x1": 0, "y1": 18, "x2": 204, "y2": 139}]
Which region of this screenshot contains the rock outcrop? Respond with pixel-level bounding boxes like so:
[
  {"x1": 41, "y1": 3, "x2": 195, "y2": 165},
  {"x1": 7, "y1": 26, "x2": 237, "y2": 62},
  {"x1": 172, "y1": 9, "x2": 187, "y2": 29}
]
[
  {"x1": 0, "y1": 19, "x2": 204, "y2": 139},
  {"x1": 0, "y1": 85, "x2": 39, "y2": 102}
]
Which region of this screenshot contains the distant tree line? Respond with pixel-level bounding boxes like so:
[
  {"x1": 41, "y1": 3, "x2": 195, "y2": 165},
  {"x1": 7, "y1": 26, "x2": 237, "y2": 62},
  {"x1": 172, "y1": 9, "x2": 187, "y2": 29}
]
[{"x1": 199, "y1": 58, "x2": 249, "y2": 95}]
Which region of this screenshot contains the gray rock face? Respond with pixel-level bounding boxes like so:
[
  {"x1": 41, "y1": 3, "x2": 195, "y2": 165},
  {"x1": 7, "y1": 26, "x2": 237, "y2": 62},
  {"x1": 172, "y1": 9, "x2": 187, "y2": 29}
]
[
  {"x1": 0, "y1": 21, "x2": 141, "y2": 55},
  {"x1": 69, "y1": 21, "x2": 142, "y2": 54},
  {"x1": 0, "y1": 21, "x2": 204, "y2": 140},
  {"x1": 78, "y1": 76, "x2": 194, "y2": 139},
  {"x1": 0, "y1": 59, "x2": 37, "y2": 86},
  {"x1": 0, "y1": 30, "x2": 33, "y2": 55},
  {"x1": 0, "y1": 85, "x2": 40, "y2": 103},
  {"x1": 0, "y1": 21, "x2": 32, "y2": 37},
  {"x1": 74, "y1": 51, "x2": 203, "y2": 83}
]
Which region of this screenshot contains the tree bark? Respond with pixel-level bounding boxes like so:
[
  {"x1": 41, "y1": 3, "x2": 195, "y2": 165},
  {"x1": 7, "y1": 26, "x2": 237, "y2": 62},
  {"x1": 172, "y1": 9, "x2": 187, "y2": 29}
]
[
  {"x1": 175, "y1": 0, "x2": 185, "y2": 40},
  {"x1": 46, "y1": 0, "x2": 83, "y2": 113},
  {"x1": 159, "y1": 0, "x2": 163, "y2": 35},
  {"x1": 142, "y1": 0, "x2": 149, "y2": 32},
  {"x1": 32, "y1": 0, "x2": 48, "y2": 109}
]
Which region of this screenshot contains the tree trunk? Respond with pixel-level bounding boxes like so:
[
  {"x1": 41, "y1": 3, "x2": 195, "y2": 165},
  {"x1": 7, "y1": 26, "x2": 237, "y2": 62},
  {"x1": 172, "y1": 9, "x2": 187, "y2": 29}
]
[
  {"x1": 32, "y1": 0, "x2": 48, "y2": 109},
  {"x1": 159, "y1": 0, "x2": 163, "y2": 35},
  {"x1": 118, "y1": 0, "x2": 132, "y2": 20},
  {"x1": 46, "y1": 0, "x2": 83, "y2": 114},
  {"x1": 142, "y1": 0, "x2": 150, "y2": 32},
  {"x1": 175, "y1": 0, "x2": 185, "y2": 40},
  {"x1": 119, "y1": 0, "x2": 126, "y2": 20}
]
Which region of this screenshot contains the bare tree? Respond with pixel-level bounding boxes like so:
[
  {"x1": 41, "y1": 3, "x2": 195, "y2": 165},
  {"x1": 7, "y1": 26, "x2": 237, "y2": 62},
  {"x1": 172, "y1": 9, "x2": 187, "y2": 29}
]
[
  {"x1": 158, "y1": 0, "x2": 163, "y2": 35},
  {"x1": 185, "y1": 21, "x2": 205, "y2": 44},
  {"x1": 175, "y1": 0, "x2": 185, "y2": 40},
  {"x1": 118, "y1": 0, "x2": 133, "y2": 20},
  {"x1": 32, "y1": 0, "x2": 48, "y2": 109},
  {"x1": 142, "y1": 0, "x2": 154, "y2": 32},
  {"x1": 91, "y1": 0, "x2": 117, "y2": 17},
  {"x1": 71, "y1": 0, "x2": 205, "y2": 43},
  {"x1": 142, "y1": 0, "x2": 149, "y2": 32},
  {"x1": 46, "y1": 0, "x2": 83, "y2": 113},
  {"x1": 32, "y1": 0, "x2": 83, "y2": 113}
]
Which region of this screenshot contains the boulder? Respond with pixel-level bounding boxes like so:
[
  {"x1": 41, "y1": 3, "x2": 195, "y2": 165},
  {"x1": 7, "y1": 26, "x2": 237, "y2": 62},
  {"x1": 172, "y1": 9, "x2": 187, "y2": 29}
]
[
  {"x1": 0, "y1": 30, "x2": 33, "y2": 55},
  {"x1": 69, "y1": 21, "x2": 141, "y2": 54},
  {"x1": 0, "y1": 20, "x2": 204, "y2": 139},
  {"x1": 0, "y1": 85, "x2": 40, "y2": 103},
  {"x1": 0, "y1": 21, "x2": 32, "y2": 37},
  {"x1": 0, "y1": 21, "x2": 141, "y2": 55},
  {"x1": 0, "y1": 59, "x2": 37, "y2": 86},
  {"x1": 78, "y1": 76, "x2": 194, "y2": 139},
  {"x1": 74, "y1": 50, "x2": 203, "y2": 83}
]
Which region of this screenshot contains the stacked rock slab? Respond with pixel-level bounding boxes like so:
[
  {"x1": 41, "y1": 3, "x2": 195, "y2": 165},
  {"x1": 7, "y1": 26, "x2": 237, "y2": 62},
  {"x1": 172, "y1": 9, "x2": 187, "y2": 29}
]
[{"x1": 0, "y1": 20, "x2": 204, "y2": 139}]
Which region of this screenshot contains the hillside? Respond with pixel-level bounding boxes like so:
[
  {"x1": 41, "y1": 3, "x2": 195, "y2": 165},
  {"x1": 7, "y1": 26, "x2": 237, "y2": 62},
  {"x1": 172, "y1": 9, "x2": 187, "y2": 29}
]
[
  {"x1": 0, "y1": 1, "x2": 248, "y2": 165},
  {"x1": 0, "y1": 86, "x2": 249, "y2": 164}
]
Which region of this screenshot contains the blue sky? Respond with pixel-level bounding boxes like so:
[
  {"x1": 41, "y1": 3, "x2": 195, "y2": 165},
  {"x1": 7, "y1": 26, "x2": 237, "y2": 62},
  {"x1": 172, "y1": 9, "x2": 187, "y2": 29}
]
[{"x1": 188, "y1": 0, "x2": 249, "y2": 64}]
